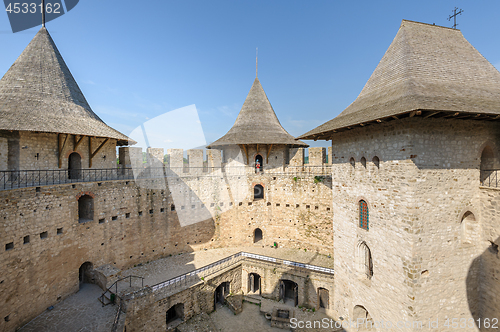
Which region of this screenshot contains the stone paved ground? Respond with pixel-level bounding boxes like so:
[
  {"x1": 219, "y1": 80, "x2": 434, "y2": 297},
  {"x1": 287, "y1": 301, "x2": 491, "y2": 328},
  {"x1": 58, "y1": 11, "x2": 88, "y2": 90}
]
[
  {"x1": 19, "y1": 283, "x2": 123, "y2": 332},
  {"x1": 115, "y1": 246, "x2": 333, "y2": 292},
  {"x1": 210, "y1": 302, "x2": 285, "y2": 332}
]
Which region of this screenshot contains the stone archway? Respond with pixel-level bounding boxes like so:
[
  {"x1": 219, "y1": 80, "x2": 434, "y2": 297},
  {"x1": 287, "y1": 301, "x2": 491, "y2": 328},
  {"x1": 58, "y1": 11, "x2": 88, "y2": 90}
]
[{"x1": 79, "y1": 262, "x2": 94, "y2": 287}]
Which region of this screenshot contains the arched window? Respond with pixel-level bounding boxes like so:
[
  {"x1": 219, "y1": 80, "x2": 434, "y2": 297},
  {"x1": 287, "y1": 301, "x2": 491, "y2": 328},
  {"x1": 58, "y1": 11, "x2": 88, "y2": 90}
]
[
  {"x1": 480, "y1": 146, "x2": 496, "y2": 184},
  {"x1": 372, "y1": 156, "x2": 380, "y2": 169},
  {"x1": 359, "y1": 200, "x2": 369, "y2": 230},
  {"x1": 68, "y1": 152, "x2": 82, "y2": 179},
  {"x1": 255, "y1": 154, "x2": 263, "y2": 173},
  {"x1": 254, "y1": 184, "x2": 264, "y2": 200},
  {"x1": 360, "y1": 157, "x2": 366, "y2": 168},
  {"x1": 461, "y1": 211, "x2": 476, "y2": 244},
  {"x1": 78, "y1": 195, "x2": 94, "y2": 223},
  {"x1": 350, "y1": 157, "x2": 355, "y2": 168},
  {"x1": 254, "y1": 228, "x2": 263, "y2": 243},
  {"x1": 357, "y1": 242, "x2": 373, "y2": 278}
]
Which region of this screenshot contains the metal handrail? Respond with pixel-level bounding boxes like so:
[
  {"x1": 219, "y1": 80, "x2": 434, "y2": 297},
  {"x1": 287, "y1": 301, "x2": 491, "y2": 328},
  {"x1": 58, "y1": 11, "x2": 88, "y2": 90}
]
[
  {"x1": 145, "y1": 251, "x2": 334, "y2": 295},
  {"x1": 481, "y1": 169, "x2": 499, "y2": 188},
  {"x1": 0, "y1": 165, "x2": 332, "y2": 191},
  {"x1": 100, "y1": 275, "x2": 144, "y2": 306}
]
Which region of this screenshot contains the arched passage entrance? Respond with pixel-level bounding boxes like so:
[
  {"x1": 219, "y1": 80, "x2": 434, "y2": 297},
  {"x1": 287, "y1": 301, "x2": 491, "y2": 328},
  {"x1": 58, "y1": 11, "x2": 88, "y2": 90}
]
[
  {"x1": 279, "y1": 279, "x2": 298, "y2": 306},
  {"x1": 79, "y1": 262, "x2": 93, "y2": 288},
  {"x1": 248, "y1": 273, "x2": 261, "y2": 294},
  {"x1": 68, "y1": 152, "x2": 82, "y2": 179},
  {"x1": 166, "y1": 303, "x2": 184, "y2": 326},
  {"x1": 480, "y1": 146, "x2": 496, "y2": 184},
  {"x1": 353, "y1": 305, "x2": 374, "y2": 330},
  {"x1": 214, "y1": 282, "x2": 230, "y2": 309},
  {"x1": 255, "y1": 154, "x2": 263, "y2": 173},
  {"x1": 318, "y1": 287, "x2": 329, "y2": 309}
]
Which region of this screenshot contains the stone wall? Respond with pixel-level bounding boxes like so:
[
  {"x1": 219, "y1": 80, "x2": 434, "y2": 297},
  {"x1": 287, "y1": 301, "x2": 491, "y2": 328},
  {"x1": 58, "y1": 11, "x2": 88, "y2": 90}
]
[
  {"x1": 0, "y1": 131, "x2": 117, "y2": 171},
  {"x1": 330, "y1": 117, "x2": 500, "y2": 331}
]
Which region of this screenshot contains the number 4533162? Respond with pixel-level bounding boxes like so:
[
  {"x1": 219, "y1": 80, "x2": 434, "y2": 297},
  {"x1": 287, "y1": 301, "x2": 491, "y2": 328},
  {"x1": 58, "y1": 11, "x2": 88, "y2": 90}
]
[{"x1": 6, "y1": 2, "x2": 61, "y2": 14}]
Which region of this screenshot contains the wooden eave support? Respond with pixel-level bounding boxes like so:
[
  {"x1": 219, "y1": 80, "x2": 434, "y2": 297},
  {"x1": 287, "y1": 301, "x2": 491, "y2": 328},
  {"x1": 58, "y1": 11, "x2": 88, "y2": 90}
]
[
  {"x1": 74, "y1": 135, "x2": 85, "y2": 150},
  {"x1": 266, "y1": 144, "x2": 273, "y2": 163},
  {"x1": 58, "y1": 133, "x2": 68, "y2": 168},
  {"x1": 391, "y1": 115, "x2": 399, "y2": 120},
  {"x1": 444, "y1": 112, "x2": 460, "y2": 118},
  {"x1": 89, "y1": 137, "x2": 109, "y2": 168}
]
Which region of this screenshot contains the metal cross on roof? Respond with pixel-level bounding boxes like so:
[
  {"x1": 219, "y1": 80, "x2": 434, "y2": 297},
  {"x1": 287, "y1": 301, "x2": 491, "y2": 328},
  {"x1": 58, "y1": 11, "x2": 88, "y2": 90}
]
[
  {"x1": 448, "y1": 7, "x2": 464, "y2": 29},
  {"x1": 42, "y1": 0, "x2": 45, "y2": 27}
]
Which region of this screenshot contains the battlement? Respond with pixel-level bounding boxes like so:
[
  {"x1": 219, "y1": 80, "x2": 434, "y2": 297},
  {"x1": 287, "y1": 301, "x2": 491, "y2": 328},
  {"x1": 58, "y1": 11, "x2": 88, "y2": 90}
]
[{"x1": 118, "y1": 146, "x2": 333, "y2": 177}]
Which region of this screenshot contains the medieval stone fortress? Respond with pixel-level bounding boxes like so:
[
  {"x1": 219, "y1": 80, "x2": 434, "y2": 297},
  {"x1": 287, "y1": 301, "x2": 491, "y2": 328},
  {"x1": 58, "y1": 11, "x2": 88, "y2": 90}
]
[{"x1": 0, "y1": 17, "x2": 499, "y2": 332}]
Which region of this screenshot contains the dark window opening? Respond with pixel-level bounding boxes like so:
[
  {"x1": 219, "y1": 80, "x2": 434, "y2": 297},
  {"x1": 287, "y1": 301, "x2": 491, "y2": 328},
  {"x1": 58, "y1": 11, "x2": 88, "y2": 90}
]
[
  {"x1": 372, "y1": 156, "x2": 380, "y2": 168},
  {"x1": 57, "y1": 228, "x2": 63, "y2": 235},
  {"x1": 361, "y1": 157, "x2": 366, "y2": 168},
  {"x1": 254, "y1": 228, "x2": 263, "y2": 243},
  {"x1": 5, "y1": 242, "x2": 14, "y2": 251},
  {"x1": 23, "y1": 235, "x2": 30, "y2": 244},
  {"x1": 112, "y1": 216, "x2": 117, "y2": 221},
  {"x1": 480, "y1": 146, "x2": 496, "y2": 184},
  {"x1": 40, "y1": 231, "x2": 48, "y2": 239},
  {"x1": 350, "y1": 157, "x2": 355, "y2": 168},
  {"x1": 78, "y1": 195, "x2": 94, "y2": 223},
  {"x1": 171, "y1": 204, "x2": 175, "y2": 211},
  {"x1": 125, "y1": 213, "x2": 130, "y2": 218},
  {"x1": 68, "y1": 152, "x2": 82, "y2": 179}
]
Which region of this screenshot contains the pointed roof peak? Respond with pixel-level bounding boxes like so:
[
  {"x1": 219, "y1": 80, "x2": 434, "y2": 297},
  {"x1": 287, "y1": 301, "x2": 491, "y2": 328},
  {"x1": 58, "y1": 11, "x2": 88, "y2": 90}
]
[
  {"x1": 0, "y1": 25, "x2": 131, "y2": 144},
  {"x1": 207, "y1": 77, "x2": 307, "y2": 148},
  {"x1": 299, "y1": 19, "x2": 500, "y2": 140}
]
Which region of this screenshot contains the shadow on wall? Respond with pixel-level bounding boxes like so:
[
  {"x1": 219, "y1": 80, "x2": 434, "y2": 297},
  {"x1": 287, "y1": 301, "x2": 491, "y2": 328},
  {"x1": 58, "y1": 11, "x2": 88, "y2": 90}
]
[{"x1": 467, "y1": 236, "x2": 500, "y2": 330}]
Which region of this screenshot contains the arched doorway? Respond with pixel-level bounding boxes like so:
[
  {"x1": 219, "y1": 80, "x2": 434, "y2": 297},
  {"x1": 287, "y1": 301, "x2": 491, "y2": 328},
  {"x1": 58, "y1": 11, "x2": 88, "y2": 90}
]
[
  {"x1": 214, "y1": 282, "x2": 230, "y2": 309},
  {"x1": 68, "y1": 152, "x2": 82, "y2": 179},
  {"x1": 248, "y1": 273, "x2": 261, "y2": 294},
  {"x1": 353, "y1": 305, "x2": 374, "y2": 330},
  {"x1": 318, "y1": 287, "x2": 329, "y2": 309},
  {"x1": 279, "y1": 279, "x2": 298, "y2": 306},
  {"x1": 254, "y1": 228, "x2": 263, "y2": 243},
  {"x1": 166, "y1": 303, "x2": 184, "y2": 326},
  {"x1": 79, "y1": 262, "x2": 93, "y2": 288},
  {"x1": 255, "y1": 154, "x2": 263, "y2": 173},
  {"x1": 461, "y1": 211, "x2": 477, "y2": 244},
  {"x1": 254, "y1": 184, "x2": 264, "y2": 200}
]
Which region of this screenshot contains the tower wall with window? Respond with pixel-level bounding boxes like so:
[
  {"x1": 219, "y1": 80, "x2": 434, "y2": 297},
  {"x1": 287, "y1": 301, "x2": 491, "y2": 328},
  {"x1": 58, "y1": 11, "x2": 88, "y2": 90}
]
[{"x1": 330, "y1": 117, "x2": 500, "y2": 328}]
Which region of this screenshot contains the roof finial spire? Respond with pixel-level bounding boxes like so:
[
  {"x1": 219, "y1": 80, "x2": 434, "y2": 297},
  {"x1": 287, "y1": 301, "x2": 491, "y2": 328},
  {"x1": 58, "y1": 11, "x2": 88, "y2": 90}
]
[
  {"x1": 256, "y1": 47, "x2": 258, "y2": 78},
  {"x1": 41, "y1": 0, "x2": 45, "y2": 27}
]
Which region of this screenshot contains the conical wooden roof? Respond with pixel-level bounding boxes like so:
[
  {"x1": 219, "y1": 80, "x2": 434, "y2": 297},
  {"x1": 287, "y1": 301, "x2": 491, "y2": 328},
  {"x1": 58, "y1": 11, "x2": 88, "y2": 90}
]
[
  {"x1": 208, "y1": 78, "x2": 307, "y2": 148},
  {"x1": 0, "y1": 27, "x2": 132, "y2": 145},
  {"x1": 299, "y1": 20, "x2": 500, "y2": 140}
]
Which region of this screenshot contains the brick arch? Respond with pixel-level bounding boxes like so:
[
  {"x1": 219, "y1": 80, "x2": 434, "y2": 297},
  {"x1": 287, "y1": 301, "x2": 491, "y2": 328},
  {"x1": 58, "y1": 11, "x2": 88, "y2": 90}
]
[
  {"x1": 457, "y1": 205, "x2": 479, "y2": 224},
  {"x1": 76, "y1": 191, "x2": 95, "y2": 200},
  {"x1": 252, "y1": 182, "x2": 265, "y2": 189},
  {"x1": 65, "y1": 150, "x2": 84, "y2": 159}
]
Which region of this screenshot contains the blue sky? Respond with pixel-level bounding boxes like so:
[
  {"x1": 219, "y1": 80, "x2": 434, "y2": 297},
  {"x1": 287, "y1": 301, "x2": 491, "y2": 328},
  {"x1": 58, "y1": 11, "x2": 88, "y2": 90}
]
[{"x1": 1, "y1": 0, "x2": 499, "y2": 150}]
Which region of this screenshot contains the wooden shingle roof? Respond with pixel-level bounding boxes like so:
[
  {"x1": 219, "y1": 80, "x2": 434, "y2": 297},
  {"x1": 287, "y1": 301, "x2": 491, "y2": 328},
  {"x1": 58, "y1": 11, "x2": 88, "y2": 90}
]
[
  {"x1": 0, "y1": 27, "x2": 132, "y2": 145},
  {"x1": 208, "y1": 77, "x2": 307, "y2": 148},
  {"x1": 299, "y1": 20, "x2": 500, "y2": 140}
]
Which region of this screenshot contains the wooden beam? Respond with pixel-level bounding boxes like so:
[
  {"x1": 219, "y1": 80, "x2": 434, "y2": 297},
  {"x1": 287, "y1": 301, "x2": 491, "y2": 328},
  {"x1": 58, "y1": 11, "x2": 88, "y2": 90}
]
[
  {"x1": 409, "y1": 111, "x2": 416, "y2": 117},
  {"x1": 416, "y1": 110, "x2": 422, "y2": 116},
  {"x1": 58, "y1": 134, "x2": 68, "y2": 168},
  {"x1": 256, "y1": 144, "x2": 259, "y2": 154},
  {"x1": 266, "y1": 144, "x2": 273, "y2": 163},
  {"x1": 376, "y1": 119, "x2": 382, "y2": 123},
  {"x1": 89, "y1": 136, "x2": 93, "y2": 167},
  {"x1": 444, "y1": 112, "x2": 460, "y2": 118},
  {"x1": 91, "y1": 138, "x2": 109, "y2": 159},
  {"x1": 74, "y1": 135, "x2": 85, "y2": 150},
  {"x1": 392, "y1": 115, "x2": 399, "y2": 120},
  {"x1": 423, "y1": 111, "x2": 440, "y2": 119}
]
